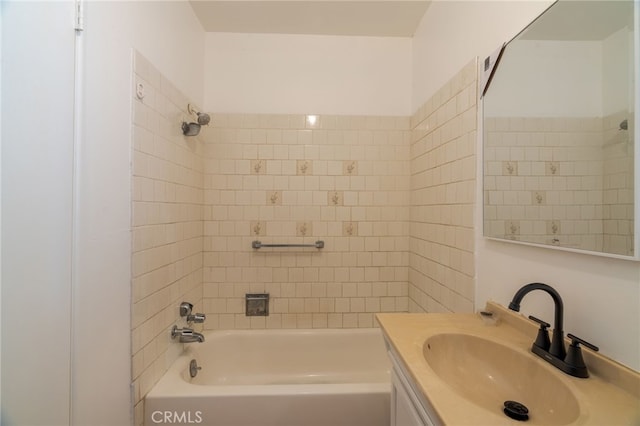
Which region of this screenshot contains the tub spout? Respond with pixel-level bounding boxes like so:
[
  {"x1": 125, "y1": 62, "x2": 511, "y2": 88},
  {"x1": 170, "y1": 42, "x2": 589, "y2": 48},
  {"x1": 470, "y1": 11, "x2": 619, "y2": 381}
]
[{"x1": 171, "y1": 325, "x2": 205, "y2": 343}]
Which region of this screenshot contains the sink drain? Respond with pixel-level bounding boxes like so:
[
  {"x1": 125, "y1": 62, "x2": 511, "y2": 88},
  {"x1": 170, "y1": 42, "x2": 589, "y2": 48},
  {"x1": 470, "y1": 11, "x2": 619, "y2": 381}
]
[{"x1": 503, "y1": 400, "x2": 529, "y2": 421}]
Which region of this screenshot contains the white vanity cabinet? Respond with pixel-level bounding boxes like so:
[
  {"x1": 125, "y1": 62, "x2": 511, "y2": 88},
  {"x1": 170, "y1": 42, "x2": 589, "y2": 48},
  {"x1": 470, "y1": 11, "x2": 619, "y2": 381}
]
[
  {"x1": 386, "y1": 344, "x2": 441, "y2": 426},
  {"x1": 391, "y1": 369, "x2": 429, "y2": 426}
]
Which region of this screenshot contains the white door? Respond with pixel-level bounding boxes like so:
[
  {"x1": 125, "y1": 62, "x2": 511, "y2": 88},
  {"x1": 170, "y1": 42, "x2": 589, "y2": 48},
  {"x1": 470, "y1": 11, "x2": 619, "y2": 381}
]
[{"x1": 1, "y1": 1, "x2": 76, "y2": 423}]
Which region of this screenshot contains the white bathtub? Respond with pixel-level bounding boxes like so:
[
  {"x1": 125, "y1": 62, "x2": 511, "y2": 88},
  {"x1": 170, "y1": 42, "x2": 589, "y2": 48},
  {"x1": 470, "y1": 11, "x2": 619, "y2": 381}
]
[{"x1": 145, "y1": 328, "x2": 391, "y2": 426}]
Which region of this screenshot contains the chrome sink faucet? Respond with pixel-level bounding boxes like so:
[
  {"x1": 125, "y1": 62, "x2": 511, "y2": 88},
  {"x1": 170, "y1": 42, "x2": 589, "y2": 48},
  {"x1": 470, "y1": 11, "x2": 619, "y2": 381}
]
[{"x1": 509, "y1": 282, "x2": 598, "y2": 378}]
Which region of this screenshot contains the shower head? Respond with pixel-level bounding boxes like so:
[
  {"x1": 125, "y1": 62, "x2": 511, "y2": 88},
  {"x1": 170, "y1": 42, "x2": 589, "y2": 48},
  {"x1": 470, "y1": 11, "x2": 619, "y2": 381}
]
[
  {"x1": 196, "y1": 111, "x2": 210, "y2": 126},
  {"x1": 182, "y1": 104, "x2": 211, "y2": 137},
  {"x1": 619, "y1": 119, "x2": 628, "y2": 131},
  {"x1": 188, "y1": 104, "x2": 210, "y2": 126}
]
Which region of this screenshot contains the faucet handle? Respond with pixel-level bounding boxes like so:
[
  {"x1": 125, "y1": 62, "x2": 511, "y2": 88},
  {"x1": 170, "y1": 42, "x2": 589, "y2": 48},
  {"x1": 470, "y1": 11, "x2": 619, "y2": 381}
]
[
  {"x1": 528, "y1": 315, "x2": 550, "y2": 328},
  {"x1": 187, "y1": 313, "x2": 206, "y2": 323},
  {"x1": 179, "y1": 302, "x2": 193, "y2": 317},
  {"x1": 567, "y1": 334, "x2": 599, "y2": 352},
  {"x1": 565, "y1": 334, "x2": 599, "y2": 378},
  {"x1": 529, "y1": 315, "x2": 551, "y2": 350},
  {"x1": 171, "y1": 325, "x2": 186, "y2": 339}
]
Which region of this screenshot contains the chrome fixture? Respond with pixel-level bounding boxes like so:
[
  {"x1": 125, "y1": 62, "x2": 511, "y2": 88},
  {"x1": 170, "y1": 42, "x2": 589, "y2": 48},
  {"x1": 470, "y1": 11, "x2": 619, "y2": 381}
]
[
  {"x1": 179, "y1": 301, "x2": 193, "y2": 317},
  {"x1": 619, "y1": 119, "x2": 628, "y2": 131},
  {"x1": 509, "y1": 282, "x2": 598, "y2": 378},
  {"x1": 188, "y1": 312, "x2": 206, "y2": 323},
  {"x1": 179, "y1": 301, "x2": 206, "y2": 324},
  {"x1": 246, "y1": 293, "x2": 269, "y2": 316},
  {"x1": 181, "y1": 104, "x2": 210, "y2": 136},
  {"x1": 181, "y1": 122, "x2": 200, "y2": 136},
  {"x1": 171, "y1": 325, "x2": 205, "y2": 343},
  {"x1": 190, "y1": 104, "x2": 211, "y2": 126},
  {"x1": 251, "y1": 240, "x2": 324, "y2": 249},
  {"x1": 189, "y1": 359, "x2": 202, "y2": 378}
]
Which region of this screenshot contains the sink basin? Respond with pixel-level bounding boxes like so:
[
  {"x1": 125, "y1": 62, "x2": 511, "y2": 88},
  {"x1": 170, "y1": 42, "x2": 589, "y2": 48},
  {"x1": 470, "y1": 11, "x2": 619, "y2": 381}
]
[{"x1": 423, "y1": 333, "x2": 580, "y2": 425}]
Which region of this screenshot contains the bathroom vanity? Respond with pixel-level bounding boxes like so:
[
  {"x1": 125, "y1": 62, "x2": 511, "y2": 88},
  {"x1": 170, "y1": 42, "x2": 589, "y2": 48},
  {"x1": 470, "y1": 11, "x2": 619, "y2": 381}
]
[{"x1": 377, "y1": 302, "x2": 640, "y2": 425}]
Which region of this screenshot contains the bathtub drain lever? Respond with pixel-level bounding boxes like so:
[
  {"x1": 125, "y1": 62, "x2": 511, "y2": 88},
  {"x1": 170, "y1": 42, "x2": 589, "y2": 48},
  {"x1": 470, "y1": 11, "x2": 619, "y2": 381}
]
[{"x1": 189, "y1": 359, "x2": 202, "y2": 378}]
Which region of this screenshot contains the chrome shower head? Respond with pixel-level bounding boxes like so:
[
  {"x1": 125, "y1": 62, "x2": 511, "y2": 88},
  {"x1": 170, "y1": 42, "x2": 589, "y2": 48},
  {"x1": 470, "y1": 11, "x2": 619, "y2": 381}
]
[
  {"x1": 182, "y1": 104, "x2": 210, "y2": 137},
  {"x1": 619, "y1": 119, "x2": 628, "y2": 131},
  {"x1": 188, "y1": 104, "x2": 211, "y2": 126},
  {"x1": 196, "y1": 112, "x2": 210, "y2": 126}
]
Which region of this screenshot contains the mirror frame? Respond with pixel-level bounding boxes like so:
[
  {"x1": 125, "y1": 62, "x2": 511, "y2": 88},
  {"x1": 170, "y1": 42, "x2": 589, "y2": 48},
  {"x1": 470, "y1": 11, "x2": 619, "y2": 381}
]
[{"x1": 481, "y1": 0, "x2": 640, "y2": 261}]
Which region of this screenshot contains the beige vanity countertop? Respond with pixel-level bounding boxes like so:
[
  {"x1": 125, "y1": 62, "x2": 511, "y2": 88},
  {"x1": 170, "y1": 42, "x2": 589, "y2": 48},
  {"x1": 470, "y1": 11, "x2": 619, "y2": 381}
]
[{"x1": 377, "y1": 302, "x2": 640, "y2": 426}]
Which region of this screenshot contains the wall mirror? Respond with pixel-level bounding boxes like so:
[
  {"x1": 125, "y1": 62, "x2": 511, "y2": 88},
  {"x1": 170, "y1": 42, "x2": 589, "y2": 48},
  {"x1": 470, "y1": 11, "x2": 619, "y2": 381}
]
[{"x1": 482, "y1": 0, "x2": 638, "y2": 260}]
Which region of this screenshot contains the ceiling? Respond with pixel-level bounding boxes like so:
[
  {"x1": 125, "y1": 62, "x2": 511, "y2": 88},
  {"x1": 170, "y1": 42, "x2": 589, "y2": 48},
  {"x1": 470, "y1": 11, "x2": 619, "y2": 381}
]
[{"x1": 189, "y1": 1, "x2": 432, "y2": 37}]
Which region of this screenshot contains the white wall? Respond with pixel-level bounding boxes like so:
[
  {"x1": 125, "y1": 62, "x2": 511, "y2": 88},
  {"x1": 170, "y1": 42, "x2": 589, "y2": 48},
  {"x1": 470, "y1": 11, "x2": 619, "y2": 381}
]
[
  {"x1": 1, "y1": 2, "x2": 75, "y2": 424},
  {"x1": 2, "y1": 1, "x2": 204, "y2": 422},
  {"x1": 476, "y1": 239, "x2": 640, "y2": 369},
  {"x1": 69, "y1": 1, "x2": 205, "y2": 424},
  {"x1": 413, "y1": 0, "x2": 640, "y2": 370},
  {"x1": 412, "y1": 0, "x2": 552, "y2": 111},
  {"x1": 204, "y1": 32, "x2": 412, "y2": 115}
]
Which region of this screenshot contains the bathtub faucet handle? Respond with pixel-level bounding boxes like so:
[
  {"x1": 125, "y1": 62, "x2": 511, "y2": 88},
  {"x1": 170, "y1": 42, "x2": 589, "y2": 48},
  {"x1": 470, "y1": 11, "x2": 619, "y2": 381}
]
[
  {"x1": 180, "y1": 302, "x2": 205, "y2": 324},
  {"x1": 179, "y1": 302, "x2": 193, "y2": 318},
  {"x1": 187, "y1": 312, "x2": 206, "y2": 324}
]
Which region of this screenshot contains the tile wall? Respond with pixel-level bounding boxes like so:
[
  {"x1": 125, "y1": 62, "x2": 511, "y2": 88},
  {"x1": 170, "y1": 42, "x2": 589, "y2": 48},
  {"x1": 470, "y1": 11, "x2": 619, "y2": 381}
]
[
  {"x1": 129, "y1": 54, "x2": 483, "y2": 423},
  {"x1": 485, "y1": 110, "x2": 634, "y2": 256},
  {"x1": 201, "y1": 114, "x2": 411, "y2": 329},
  {"x1": 602, "y1": 110, "x2": 635, "y2": 256},
  {"x1": 131, "y1": 52, "x2": 205, "y2": 424},
  {"x1": 408, "y1": 59, "x2": 478, "y2": 313},
  {"x1": 484, "y1": 116, "x2": 603, "y2": 250}
]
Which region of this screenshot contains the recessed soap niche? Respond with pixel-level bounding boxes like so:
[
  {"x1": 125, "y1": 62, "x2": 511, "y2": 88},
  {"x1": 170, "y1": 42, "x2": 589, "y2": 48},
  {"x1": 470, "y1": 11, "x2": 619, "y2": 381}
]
[{"x1": 246, "y1": 293, "x2": 269, "y2": 316}]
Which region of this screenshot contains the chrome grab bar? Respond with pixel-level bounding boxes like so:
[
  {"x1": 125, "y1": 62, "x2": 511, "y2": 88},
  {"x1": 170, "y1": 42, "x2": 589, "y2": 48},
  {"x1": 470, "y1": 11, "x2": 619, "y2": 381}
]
[{"x1": 251, "y1": 240, "x2": 325, "y2": 249}]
